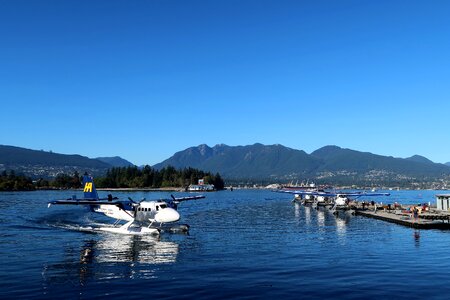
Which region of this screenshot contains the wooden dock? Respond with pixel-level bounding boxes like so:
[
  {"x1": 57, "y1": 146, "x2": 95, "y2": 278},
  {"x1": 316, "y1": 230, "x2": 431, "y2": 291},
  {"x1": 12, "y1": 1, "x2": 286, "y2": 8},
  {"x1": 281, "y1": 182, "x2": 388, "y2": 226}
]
[{"x1": 355, "y1": 209, "x2": 450, "y2": 229}]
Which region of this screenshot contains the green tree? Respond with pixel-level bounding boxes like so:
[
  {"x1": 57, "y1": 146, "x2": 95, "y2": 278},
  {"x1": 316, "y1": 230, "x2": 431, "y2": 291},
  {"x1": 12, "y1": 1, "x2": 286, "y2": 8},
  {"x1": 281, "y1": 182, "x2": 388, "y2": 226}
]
[{"x1": 92, "y1": 165, "x2": 226, "y2": 190}]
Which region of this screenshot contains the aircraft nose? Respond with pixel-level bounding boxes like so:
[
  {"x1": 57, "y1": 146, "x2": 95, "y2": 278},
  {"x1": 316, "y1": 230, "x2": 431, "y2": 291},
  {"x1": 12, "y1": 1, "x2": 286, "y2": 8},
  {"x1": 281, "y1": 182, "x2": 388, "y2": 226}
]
[{"x1": 155, "y1": 208, "x2": 180, "y2": 223}]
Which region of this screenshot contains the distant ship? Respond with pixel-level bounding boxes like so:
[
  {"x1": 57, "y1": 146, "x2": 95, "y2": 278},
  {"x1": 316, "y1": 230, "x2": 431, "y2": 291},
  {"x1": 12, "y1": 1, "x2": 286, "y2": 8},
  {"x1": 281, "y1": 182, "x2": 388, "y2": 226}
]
[
  {"x1": 187, "y1": 179, "x2": 215, "y2": 192},
  {"x1": 282, "y1": 181, "x2": 317, "y2": 191},
  {"x1": 281, "y1": 181, "x2": 332, "y2": 192}
]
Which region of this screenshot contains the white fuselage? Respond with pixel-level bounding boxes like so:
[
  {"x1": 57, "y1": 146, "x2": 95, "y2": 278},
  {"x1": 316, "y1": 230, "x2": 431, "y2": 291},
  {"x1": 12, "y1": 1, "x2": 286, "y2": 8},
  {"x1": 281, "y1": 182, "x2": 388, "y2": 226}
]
[
  {"x1": 93, "y1": 200, "x2": 180, "y2": 224},
  {"x1": 334, "y1": 195, "x2": 348, "y2": 208},
  {"x1": 316, "y1": 195, "x2": 326, "y2": 203},
  {"x1": 94, "y1": 205, "x2": 134, "y2": 221}
]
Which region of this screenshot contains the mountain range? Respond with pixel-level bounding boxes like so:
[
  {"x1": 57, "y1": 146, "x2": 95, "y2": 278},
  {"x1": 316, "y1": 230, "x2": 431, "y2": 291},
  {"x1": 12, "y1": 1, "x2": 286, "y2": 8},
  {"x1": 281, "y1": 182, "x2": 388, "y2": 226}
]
[
  {"x1": 154, "y1": 143, "x2": 450, "y2": 186},
  {"x1": 0, "y1": 145, "x2": 134, "y2": 178},
  {"x1": 95, "y1": 156, "x2": 134, "y2": 168},
  {"x1": 1, "y1": 143, "x2": 449, "y2": 186}
]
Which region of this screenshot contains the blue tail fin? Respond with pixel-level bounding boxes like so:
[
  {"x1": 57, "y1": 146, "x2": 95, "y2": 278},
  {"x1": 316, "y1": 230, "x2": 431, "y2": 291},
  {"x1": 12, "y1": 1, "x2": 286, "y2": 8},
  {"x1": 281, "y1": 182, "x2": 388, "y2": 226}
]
[{"x1": 82, "y1": 175, "x2": 99, "y2": 200}]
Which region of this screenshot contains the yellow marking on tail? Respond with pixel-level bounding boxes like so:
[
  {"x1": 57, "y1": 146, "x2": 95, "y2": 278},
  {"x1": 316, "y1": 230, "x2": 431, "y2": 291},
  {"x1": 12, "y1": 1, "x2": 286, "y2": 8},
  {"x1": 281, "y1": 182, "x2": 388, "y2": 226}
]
[{"x1": 84, "y1": 182, "x2": 93, "y2": 192}]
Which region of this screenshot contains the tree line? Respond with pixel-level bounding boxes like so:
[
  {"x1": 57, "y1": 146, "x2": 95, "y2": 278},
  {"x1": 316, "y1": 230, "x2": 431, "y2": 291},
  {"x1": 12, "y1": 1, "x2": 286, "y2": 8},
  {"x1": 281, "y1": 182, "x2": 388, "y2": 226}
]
[
  {"x1": 0, "y1": 170, "x2": 35, "y2": 191},
  {"x1": 0, "y1": 166, "x2": 225, "y2": 191},
  {"x1": 94, "y1": 165, "x2": 225, "y2": 190}
]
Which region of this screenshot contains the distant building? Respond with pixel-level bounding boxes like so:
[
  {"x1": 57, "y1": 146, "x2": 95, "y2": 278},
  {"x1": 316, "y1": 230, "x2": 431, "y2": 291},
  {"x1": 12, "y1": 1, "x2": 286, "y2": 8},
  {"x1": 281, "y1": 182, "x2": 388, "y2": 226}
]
[{"x1": 436, "y1": 194, "x2": 450, "y2": 211}]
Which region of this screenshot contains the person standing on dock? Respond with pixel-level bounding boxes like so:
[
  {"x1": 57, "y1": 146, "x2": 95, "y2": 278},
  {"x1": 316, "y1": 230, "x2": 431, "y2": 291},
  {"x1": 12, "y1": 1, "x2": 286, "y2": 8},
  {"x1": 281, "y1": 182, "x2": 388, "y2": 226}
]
[
  {"x1": 374, "y1": 203, "x2": 377, "y2": 214},
  {"x1": 413, "y1": 207, "x2": 419, "y2": 222}
]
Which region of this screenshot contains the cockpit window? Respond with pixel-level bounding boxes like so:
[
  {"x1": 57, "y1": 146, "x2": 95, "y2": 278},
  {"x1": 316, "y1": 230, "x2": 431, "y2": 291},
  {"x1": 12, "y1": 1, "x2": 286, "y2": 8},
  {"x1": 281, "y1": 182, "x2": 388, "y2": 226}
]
[{"x1": 159, "y1": 204, "x2": 167, "y2": 209}]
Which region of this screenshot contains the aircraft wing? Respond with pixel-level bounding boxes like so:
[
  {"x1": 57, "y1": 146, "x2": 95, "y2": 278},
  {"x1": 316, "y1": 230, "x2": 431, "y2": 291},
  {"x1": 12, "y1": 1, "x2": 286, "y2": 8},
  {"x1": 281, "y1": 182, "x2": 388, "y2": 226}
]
[
  {"x1": 48, "y1": 199, "x2": 125, "y2": 207},
  {"x1": 313, "y1": 191, "x2": 391, "y2": 198},
  {"x1": 170, "y1": 195, "x2": 206, "y2": 203},
  {"x1": 344, "y1": 192, "x2": 390, "y2": 198},
  {"x1": 276, "y1": 190, "x2": 327, "y2": 196},
  {"x1": 275, "y1": 190, "x2": 390, "y2": 198}
]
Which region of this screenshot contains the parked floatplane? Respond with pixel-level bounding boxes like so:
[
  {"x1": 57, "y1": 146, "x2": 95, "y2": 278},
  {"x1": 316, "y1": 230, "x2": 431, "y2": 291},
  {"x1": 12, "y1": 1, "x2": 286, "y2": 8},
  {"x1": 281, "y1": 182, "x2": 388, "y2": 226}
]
[
  {"x1": 48, "y1": 175, "x2": 205, "y2": 235},
  {"x1": 279, "y1": 189, "x2": 390, "y2": 214}
]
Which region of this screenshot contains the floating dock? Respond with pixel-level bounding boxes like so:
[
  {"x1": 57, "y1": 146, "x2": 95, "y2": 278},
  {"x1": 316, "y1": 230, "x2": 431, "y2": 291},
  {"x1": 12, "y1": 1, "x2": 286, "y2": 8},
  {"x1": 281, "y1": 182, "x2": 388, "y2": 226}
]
[{"x1": 355, "y1": 209, "x2": 450, "y2": 229}]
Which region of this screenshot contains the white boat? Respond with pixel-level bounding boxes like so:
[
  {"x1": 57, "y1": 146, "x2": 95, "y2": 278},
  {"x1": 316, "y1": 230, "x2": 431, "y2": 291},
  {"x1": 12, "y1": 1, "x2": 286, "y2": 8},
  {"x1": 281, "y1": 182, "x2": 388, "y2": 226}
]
[{"x1": 187, "y1": 179, "x2": 215, "y2": 191}]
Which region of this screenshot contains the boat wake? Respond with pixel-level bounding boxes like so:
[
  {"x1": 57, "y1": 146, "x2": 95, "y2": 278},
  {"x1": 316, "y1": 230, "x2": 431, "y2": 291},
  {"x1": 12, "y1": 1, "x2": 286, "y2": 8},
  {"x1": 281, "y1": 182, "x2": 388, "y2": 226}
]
[
  {"x1": 50, "y1": 223, "x2": 97, "y2": 233},
  {"x1": 38, "y1": 207, "x2": 190, "y2": 235}
]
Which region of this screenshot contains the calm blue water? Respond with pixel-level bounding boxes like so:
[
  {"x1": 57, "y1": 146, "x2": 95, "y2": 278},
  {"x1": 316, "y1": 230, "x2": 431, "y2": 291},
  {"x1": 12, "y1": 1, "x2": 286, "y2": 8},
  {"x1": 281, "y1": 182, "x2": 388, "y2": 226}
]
[{"x1": 1, "y1": 189, "x2": 450, "y2": 299}]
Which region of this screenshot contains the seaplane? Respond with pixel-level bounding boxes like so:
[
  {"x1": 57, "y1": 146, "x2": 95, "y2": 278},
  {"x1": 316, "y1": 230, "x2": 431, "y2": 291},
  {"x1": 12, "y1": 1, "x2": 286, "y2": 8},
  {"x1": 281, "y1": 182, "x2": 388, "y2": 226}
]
[
  {"x1": 278, "y1": 189, "x2": 330, "y2": 206},
  {"x1": 325, "y1": 191, "x2": 391, "y2": 214},
  {"x1": 279, "y1": 189, "x2": 390, "y2": 214},
  {"x1": 47, "y1": 175, "x2": 205, "y2": 235}
]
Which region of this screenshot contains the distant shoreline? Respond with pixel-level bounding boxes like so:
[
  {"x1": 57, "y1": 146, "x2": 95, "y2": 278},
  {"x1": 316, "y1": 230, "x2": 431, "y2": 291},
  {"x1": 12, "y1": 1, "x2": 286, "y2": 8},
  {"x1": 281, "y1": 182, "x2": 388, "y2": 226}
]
[
  {"x1": 97, "y1": 187, "x2": 185, "y2": 192},
  {"x1": 29, "y1": 187, "x2": 186, "y2": 192},
  {"x1": 4, "y1": 186, "x2": 449, "y2": 192}
]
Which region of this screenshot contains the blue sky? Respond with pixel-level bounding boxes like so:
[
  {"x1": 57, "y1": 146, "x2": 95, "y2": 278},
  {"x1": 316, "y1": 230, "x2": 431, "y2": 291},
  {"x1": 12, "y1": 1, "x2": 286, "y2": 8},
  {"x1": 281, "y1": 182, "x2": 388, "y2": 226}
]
[{"x1": 1, "y1": 0, "x2": 449, "y2": 165}]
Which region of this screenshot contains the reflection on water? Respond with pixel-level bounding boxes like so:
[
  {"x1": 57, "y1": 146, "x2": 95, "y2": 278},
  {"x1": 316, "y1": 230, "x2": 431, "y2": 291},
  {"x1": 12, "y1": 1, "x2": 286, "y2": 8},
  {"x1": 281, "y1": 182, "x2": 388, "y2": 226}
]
[
  {"x1": 317, "y1": 210, "x2": 325, "y2": 228},
  {"x1": 293, "y1": 202, "x2": 349, "y2": 242},
  {"x1": 414, "y1": 230, "x2": 420, "y2": 248},
  {"x1": 95, "y1": 234, "x2": 178, "y2": 264},
  {"x1": 294, "y1": 203, "x2": 301, "y2": 219},
  {"x1": 335, "y1": 216, "x2": 347, "y2": 240},
  {"x1": 304, "y1": 206, "x2": 311, "y2": 225},
  {"x1": 42, "y1": 233, "x2": 179, "y2": 287},
  {"x1": 293, "y1": 202, "x2": 349, "y2": 235}
]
